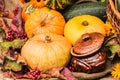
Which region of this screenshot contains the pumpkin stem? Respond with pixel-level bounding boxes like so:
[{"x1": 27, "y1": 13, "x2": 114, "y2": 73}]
[
  {"x1": 82, "y1": 21, "x2": 89, "y2": 26},
  {"x1": 44, "y1": 35, "x2": 51, "y2": 43},
  {"x1": 40, "y1": 14, "x2": 48, "y2": 27}
]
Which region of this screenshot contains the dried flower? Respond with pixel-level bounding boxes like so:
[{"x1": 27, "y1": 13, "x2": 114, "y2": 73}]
[{"x1": 111, "y1": 63, "x2": 120, "y2": 79}]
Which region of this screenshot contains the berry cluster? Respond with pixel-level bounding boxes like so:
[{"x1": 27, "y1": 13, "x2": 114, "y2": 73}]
[
  {"x1": 6, "y1": 29, "x2": 26, "y2": 41},
  {"x1": 29, "y1": 68, "x2": 41, "y2": 80},
  {"x1": 0, "y1": 7, "x2": 27, "y2": 41}
]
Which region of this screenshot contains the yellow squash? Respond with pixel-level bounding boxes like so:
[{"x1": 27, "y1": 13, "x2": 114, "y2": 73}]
[{"x1": 64, "y1": 15, "x2": 106, "y2": 45}]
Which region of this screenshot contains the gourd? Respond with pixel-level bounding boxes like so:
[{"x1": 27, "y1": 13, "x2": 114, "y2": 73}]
[
  {"x1": 21, "y1": 33, "x2": 72, "y2": 71},
  {"x1": 44, "y1": 0, "x2": 71, "y2": 10},
  {"x1": 64, "y1": 15, "x2": 106, "y2": 45},
  {"x1": 25, "y1": 7, "x2": 66, "y2": 38},
  {"x1": 62, "y1": 2, "x2": 107, "y2": 22}
]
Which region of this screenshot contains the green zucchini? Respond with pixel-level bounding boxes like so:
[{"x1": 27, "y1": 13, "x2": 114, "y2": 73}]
[
  {"x1": 117, "y1": 0, "x2": 120, "y2": 11},
  {"x1": 62, "y1": 2, "x2": 107, "y2": 22}
]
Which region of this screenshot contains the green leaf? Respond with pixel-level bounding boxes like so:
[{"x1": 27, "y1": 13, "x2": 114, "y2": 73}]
[
  {"x1": 4, "y1": 61, "x2": 22, "y2": 71},
  {"x1": 0, "y1": 39, "x2": 26, "y2": 51},
  {"x1": 2, "y1": 57, "x2": 24, "y2": 72},
  {"x1": 105, "y1": 43, "x2": 120, "y2": 60},
  {"x1": 106, "y1": 43, "x2": 120, "y2": 54}
]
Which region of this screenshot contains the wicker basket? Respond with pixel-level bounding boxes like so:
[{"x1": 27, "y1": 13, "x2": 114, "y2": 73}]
[{"x1": 106, "y1": 0, "x2": 120, "y2": 44}]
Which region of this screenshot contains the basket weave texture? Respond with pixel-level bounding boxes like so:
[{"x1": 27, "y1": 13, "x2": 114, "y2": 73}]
[{"x1": 106, "y1": 0, "x2": 120, "y2": 44}]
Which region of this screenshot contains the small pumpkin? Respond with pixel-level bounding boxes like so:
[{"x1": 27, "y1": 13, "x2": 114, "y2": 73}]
[
  {"x1": 25, "y1": 7, "x2": 66, "y2": 38},
  {"x1": 30, "y1": 0, "x2": 45, "y2": 8},
  {"x1": 21, "y1": 33, "x2": 72, "y2": 71},
  {"x1": 64, "y1": 15, "x2": 106, "y2": 45},
  {"x1": 44, "y1": 0, "x2": 71, "y2": 10},
  {"x1": 22, "y1": 2, "x2": 36, "y2": 21}
]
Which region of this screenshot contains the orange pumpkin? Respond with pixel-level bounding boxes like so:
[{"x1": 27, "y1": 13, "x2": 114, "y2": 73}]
[
  {"x1": 19, "y1": 0, "x2": 31, "y2": 4},
  {"x1": 30, "y1": 0, "x2": 45, "y2": 8},
  {"x1": 64, "y1": 15, "x2": 106, "y2": 45},
  {"x1": 22, "y1": 2, "x2": 36, "y2": 21},
  {"x1": 21, "y1": 33, "x2": 72, "y2": 71},
  {"x1": 25, "y1": 7, "x2": 66, "y2": 38}
]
